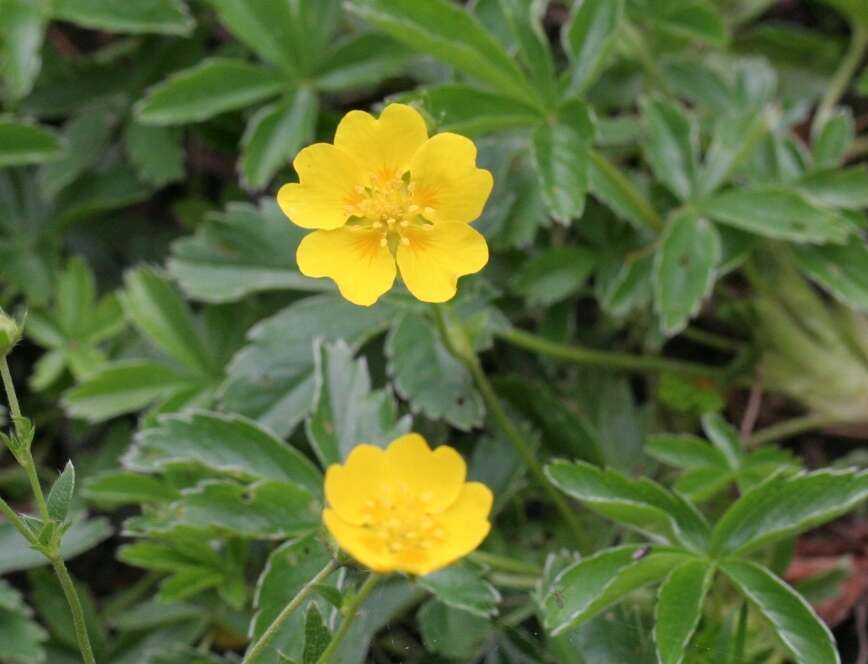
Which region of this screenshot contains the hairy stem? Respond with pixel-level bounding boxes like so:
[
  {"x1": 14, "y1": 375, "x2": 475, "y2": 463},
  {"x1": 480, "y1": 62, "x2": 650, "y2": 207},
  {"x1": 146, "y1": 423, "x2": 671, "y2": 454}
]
[
  {"x1": 51, "y1": 557, "x2": 97, "y2": 664},
  {"x1": 316, "y1": 573, "x2": 382, "y2": 664},
  {"x1": 813, "y1": 21, "x2": 868, "y2": 135}
]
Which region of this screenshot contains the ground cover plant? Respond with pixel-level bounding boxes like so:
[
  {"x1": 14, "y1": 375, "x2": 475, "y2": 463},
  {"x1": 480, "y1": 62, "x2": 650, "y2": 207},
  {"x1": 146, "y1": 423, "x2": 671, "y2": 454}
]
[{"x1": 2, "y1": 0, "x2": 868, "y2": 662}]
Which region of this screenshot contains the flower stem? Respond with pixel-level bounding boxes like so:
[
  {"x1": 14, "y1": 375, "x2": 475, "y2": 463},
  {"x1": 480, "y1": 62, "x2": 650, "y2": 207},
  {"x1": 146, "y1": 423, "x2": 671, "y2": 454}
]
[
  {"x1": 0, "y1": 356, "x2": 21, "y2": 421},
  {"x1": 497, "y1": 326, "x2": 730, "y2": 379},
  {"x1": 747, "y1": 412, "x2": 863, "y2": 447},
  {"x1": 470, "y1": 550, "x2": 541, "y2": 576},
  {"x1": 243, "y1": 559, "x2": 339, "y2": 663},
  {"x1": 51, "y1": 557, "x2": 97, "y2": 664},
  {"x1": 316, "y1": 573, "x2": 382, "y2": 664},
  {"x1": 0, "y1": 495, "x2": 37, "y2": 546},
  {"x1": 432, "y1": 305, "x2": 588, "y2": 553},
  {"x1": 813, "y1": 21, "x2": 868, "y2": 135}
]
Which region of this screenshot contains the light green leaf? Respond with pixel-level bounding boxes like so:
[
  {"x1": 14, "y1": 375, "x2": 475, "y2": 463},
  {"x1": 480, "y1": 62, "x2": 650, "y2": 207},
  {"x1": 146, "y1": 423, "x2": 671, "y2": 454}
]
[
  {"x1": 540, "y1": 545, "x2": 691, "y2": 635},
  {"x1": 83, "y1": 471, "x2": 179, "y2": 506},
  {"x1": 653, "y1": 210, "x2": 721, "y2": 336},
  {"x1": 640, "y1": 96, "x2": 698, "y2": 201},
  {"x1": 646, "y1": 434, "x2": 728, "y2": 469},
  {"x1": 168, "y1": 200, "x2": 323, "y2": 304},
  {"x1": 408, "y1": 84, "x2": 541, "y2": 135},
  {"x1": 136, "y1": 58, "x2": 283, "y2": 125},
  {"x1": 654, "y1": 559, "x2": 714, "y2": 664},
  {"x1": 700, "y1": 413, "x2": 742, "y2": 468},
  {"x1": 0, "y1": 0, "x2": 47, "y2": 102},
  {"x1": 562, "y1": 0, "x2": 624, "y2": 95},
  {"x1": 0, "y1": 580, "x2": 47, "y2": 664},
  {"x1": 417, "y1": 562, "x2": 500, "y2": 618},
  {"x1": 797, "y1": 166, "x2": 868, "y2": 209},
  {"x1": 698, "y1": 111, "x2": 768, "y2": 196},
  {"x1": 126, "y1": 410, "x2": 322, "y2": 497},
  {"x1": 674, "y1": 466, "x2": 734, "y2": 503},
  {"x1": 240, "y1": 88, "x2": 318, "y2": 191},
  {"x1": 307, "y1": 341, "x2": 410, "y2": 467},
  {"x1": 0, "y1": 118, "x2": 63, "y2": 166},
  {"x1": 314, "y1": 32, "x2": 409, "y2": 92},
  {"x1": 124, "y1": 121, "x2": 185, "y2": 187},
  {"x1": 791, "y1": 239, "x2": 868, "y2": 311},
  {"x1": 588, "y1": 150, "x2": 661, "y2": 232},
  {"x1": 347, "y1": 0, "x2": 539, "y2": 106},
  {"x1": 699, "y1": 187, "x2": 852, "y2": 244},
  {"x1": 0, "y1": 518, "x2": 112, "y2": 574},
  {"x1": 710, "y1": 469, "x2": 868, "y2": 556},
  {"x1": 812, "y1": 109, "x2": 853, "y2": 170},
  {"x1": 721, "y1": 561, "x2": 839, "y2": 664},
  {"x1": 386, "y1": 313, "x2": 484, "y2": 430},
  {"x1": 417, "y1": 600, "x2": 491, "y2": 661},
  {"x1": 513, "y1": 246, "x2": 596, "y2": 306},
  {"x1": 532, "y1": 100, "x2": 595, "y2": 223},
  {"x1": 46, "y1": 462, "x2": 75, "y2": 523},
  {"x1": 545, "y1": 460, "x2": 710, "y2": 552},
  {"x1": 222, "y1": 294, "x2": 395, "y2": 437},
  {"x1": 635, "y1": 0, "x2": 727, "y2": 46},
  {"x1": 497, "y1": 0, "x2": 557, "y2": 101},
  {"x1": 52, "y1": 0, "x2": 194, "y2": 35}
]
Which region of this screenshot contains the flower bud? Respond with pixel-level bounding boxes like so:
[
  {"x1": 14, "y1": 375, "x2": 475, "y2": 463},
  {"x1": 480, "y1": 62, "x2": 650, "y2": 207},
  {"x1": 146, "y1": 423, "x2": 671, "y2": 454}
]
[{"x1": 0, "y1": 308, "x2": 21, "y2": 356}]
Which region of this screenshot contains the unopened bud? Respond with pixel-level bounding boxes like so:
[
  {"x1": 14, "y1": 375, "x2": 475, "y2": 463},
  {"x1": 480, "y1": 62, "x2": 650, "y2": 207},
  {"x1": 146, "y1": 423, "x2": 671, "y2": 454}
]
[{"x1": 0, "y1": 308, "x2": 21, "y2": 356}]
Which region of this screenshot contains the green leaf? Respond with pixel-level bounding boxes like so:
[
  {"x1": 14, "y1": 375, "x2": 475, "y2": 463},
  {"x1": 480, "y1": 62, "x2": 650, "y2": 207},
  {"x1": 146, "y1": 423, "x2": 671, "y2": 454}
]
[
  {"x1": 0, "y1": 580, "x2": 47, "y2": 664},
  {"x1": 635, "y1": 0, "x2": 727, "y2": 46},
  {"x1": 698, "y1": 188, "x2": 852, "y2": 244},
  {"x1": 640, "y1": 96, "x2": 697, "y2": 201},
  {"x1": 700, "y1": 413, "x2": 742, "y2": 468},
  {"x1": 223, "y1": 294, "x2": 394, "y2": 437},
  {"x1": 562, "y1": 0, "x2": 624, "y2": 95},
  {"x1": 240, "y1": 88, "x2": 318, "y2": 191},
  {"x1": 791, "y1": 239, "x2": 868, "y2": 311},
  {"x1": 646, "y1": 434, "x2": 728, "y2": 469},
  {"x1": 797, "y1": 166, "x2": 868, "y2": 209},
  {"x1": 52, "y1": 0, "x2": 194, "y2": 35},
  {"x1": 408, "y1": 84, "x2": 540, "y2": 135},
  {"x1": 820, "y1": 0, "x2": 868, "y2": 26},
  {"x1": 301, "y1": 605, "x2": 330, "y2": 664},
  {"x1": 540, "y1": 544, "x2": 691, "y2": 635},
  {"x1": 136, "y1": 58, "x2": 283, "y2": 125},
  {"x1": 588, "y1": 150, "x2": 661, "y2": 232},
  {"x1": 347, "y1": 0, "x2": 539, "y2": 105},
  {"x1": 532, "y1": 101, "x2": 595, "y2": 223},
  {"x1": 315, "y1": 32, "x2": 409, "y2": 93},
  {"x1": 125, "y1": 411, "x2": 322, "y2": 497},
  {"x1": 168, "y1": 200, "x2": 322, "y2": 304},
  {"x1": 249, "y1": 534, "x2": 336, "y2": 664},
  {"x1": 0, "y1": 517, "x2": 111, "y2": 574},
  {"x1": 496, "y1": 0, "x2": 557, "y2": 101},
  {"x1": 653, "y1": 210, "x2": 721, "y2": 336},
  {"x1": 417, "y1": 562, "x2": 500, "y2": 618},
  {"x1": 386, "y1": 313, "x2": 484, "y2": 430},
  {"x1": 46, "y1": 461, "x2": 75, "y2": 523},
  {"x1": 674, "y1": 466, "x2": 733, "y2": 503},
  {"x1": 697, "y1": 111, "x2": 768, "y2": 196},
  {"x1": 83, "y1": 471, "x2": 179, "y2": 506},
  {"x1": 121, "y1": 268, "x2": 215, "y2": 374},
  {"x1": 0, "y1": 0, "x2": 47, "y2": 102},
  {"x1": 0, "y1": 118, "x2": 63, "y2": 166},
  {"x1": 307, "y1": 341, "x2": 410, "y2": 467},
  {"x1": 545, "y1": 460, "x2": 710, "y2": 552},
  {"x1": 417, "y1": 600, "x2": 491, "y2": 661},
  {"x1": 812, "y1": 109, "x2": 853, "y2": 170},
  {"x1": 654, "y1": 559, "x2": 714, "y2": 664},
  {"x1": 124, "y1": 121, "x2": 185, "y2": 188},
  {"x1": 720, "y1": 561, "x2": 839, "y2": 664},
  {"x1": 63, "y1": 360, "x2": 197, "y2": 422},
  {"x1": 513, "y1": 247, "x2": 596, "y2": 306},
  {"x1": 710, "y1": 469, "x2": 868, "y2": 556}
]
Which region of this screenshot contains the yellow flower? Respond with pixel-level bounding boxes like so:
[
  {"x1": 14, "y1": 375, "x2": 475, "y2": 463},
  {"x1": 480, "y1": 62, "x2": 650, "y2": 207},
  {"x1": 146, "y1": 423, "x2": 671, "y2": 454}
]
[
  {"x1": 323, "y1": 433, "x2": 493, "y2": 576},
  {"x1": 277, "y1": 104, "x2": 493, "y2": 306}
]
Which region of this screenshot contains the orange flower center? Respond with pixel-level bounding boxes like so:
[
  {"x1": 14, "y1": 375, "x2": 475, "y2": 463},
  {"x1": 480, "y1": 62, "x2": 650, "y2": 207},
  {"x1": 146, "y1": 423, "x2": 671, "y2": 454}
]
[
  {"x1": 343, "y1": 172, "x2": 435, "y2": 252},
  {"x1": 358, "y1": 485, "x2": 448, "y2": 557}
]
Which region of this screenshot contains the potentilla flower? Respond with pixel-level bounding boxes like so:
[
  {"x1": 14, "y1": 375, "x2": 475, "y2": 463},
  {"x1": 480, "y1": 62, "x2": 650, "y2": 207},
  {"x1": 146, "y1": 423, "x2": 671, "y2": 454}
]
[
  {"x1": 277, "y1": 104, "x2": 493, "y2": 306},
  {"x1": 323, "y1": 433, "x2": 493, "y2": 576}
]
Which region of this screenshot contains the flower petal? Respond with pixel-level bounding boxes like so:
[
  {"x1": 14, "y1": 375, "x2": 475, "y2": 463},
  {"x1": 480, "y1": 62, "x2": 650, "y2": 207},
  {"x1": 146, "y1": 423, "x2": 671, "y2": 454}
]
[
  {"x1": 418, "y1": 483, "x2": 494, "y2": 575},
  {"x1": 383, "y1": 434, "x2": 466, "y2": 513},
  {"x1": 396, "y1": 223, "x2": 489, "y2": 303},
  {"x1": 277, "y1": 143, "x2": 364, "y2": 230},
  {"x1": 297, "y1": 227, "x2": 397, "y2": 306},
  {"x1": 409, "y1": 133, "x2": 493, "y2": 223},
  {"x1": 325, "y1": 444, "x2": 385, "y2": 525},
  {"x1": 323, "y1": 508, "x2": 394, "y2": 573},
  {"x1": 335, "y1": 103, "x2": 429, "y2": 180}
]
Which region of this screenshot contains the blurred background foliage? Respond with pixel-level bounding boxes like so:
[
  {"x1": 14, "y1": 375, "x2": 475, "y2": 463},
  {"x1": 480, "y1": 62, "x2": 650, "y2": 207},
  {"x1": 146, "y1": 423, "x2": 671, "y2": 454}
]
[{"x1": 1, "y1": 0, "x2": 868, "y2": 662}]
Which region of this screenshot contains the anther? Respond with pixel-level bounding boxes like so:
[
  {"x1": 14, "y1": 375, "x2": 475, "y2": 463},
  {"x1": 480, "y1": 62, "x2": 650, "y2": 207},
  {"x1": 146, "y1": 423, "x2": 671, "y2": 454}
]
[
  {"x1": 424, "y1": 206, "x2": 436, "y2": 217},
  {"x1": 400, "y1": 220, "x2": 409, "y2": 227},
  {"x1": 380, "y1": 238, "x2": 387, "y2": 247},
  {"x1": 372, "y1": 221, "x2": 383, "y2": 229},
  {"x1": 400, "y1": 237, "x2": 410, "y2": 246}
]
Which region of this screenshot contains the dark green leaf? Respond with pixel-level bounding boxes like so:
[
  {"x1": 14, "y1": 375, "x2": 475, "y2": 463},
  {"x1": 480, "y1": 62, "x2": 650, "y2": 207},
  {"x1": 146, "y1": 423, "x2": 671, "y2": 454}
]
[
  {"x1": 497, "y1": 0, "x2": 556, "y2": 101},
  {"x1": 589, "y1": 150, "x2": 661, "y2": 232},
  {"x1": 513, "y1": 247, "x2": 596, "y2": 306},
  {"x1": 0, "y1": 518, "x2": 112, "y2": 574},
  {"x1": 812, "y1": 109, "x2": 853, "y2": 170},
  {"x1": 315, "y1": 32, "x2": 410, "y2": 92},
  {"x1": 720, "y1": 561, "x2": 838, "y2": 664},
  {"x1": 0, "y1": 118, "x2": 63, "y2": 166},
  {"x1": 634, "y1": 0, "x2": 727, "y2": 46},
  {"x1": 136, "y1": 58, "x2": 283, "y2": 125},
  {"x1": 46, "y1": 461, "x2": 75, "y2": 522},
  {"x1": 697, "y1": 111, "x2": 768, "y2": 196},
  {"x1": 791, "y1": 239, "x2": 868, "y2": 311},
  {"x1": 124, "y1": 121, "x2": 185, "y2": 188},
  {"x1": 409, "y1": 84, "x2": 540, "y2": 135},
  {"x1": 52, "y1": 0, "x2": 194, "y2": 35},
  {"x1": 301, "y1": 605, "x2": 330, "y2": 664},
  {"x1": 83, "y1": 471, "x2": 179, "y2": 506},
  {"x1": 646, "y1": 434, "x2": 728, "y2": 469},
  {"x1": 798, "y1": 166, "x2": 868, "y2": 209},
  {"x1": 640, "y1": 96, "x2": 697, "y2": 201},
  {"x1": 0, "y1": 0, "x2": 47, "y2": 102},
  {"x1": 654, "y1": 559, "x2": 714, "y2": 664},
  {"x1": 0, "y1": 580, "x2": 47, "y2": 664},
  {"x1": 417, "y1": 599, "x2": 491, "y2": 660},
  {"x1": 561, "y1": 0, "x2": 624, "y2": 95},
  {"x1": 653, "y1": 210, "x2": 721, "y2": 335},
  {"x1": 417, "y1": 562, "x2": 500, "y2": 618}
]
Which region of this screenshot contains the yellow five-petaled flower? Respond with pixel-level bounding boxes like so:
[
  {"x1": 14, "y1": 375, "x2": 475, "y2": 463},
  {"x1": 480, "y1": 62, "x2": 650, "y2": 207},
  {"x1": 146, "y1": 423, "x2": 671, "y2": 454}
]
[
  {"x1": 323, "y1": 433, "x2": 493, "y2": 576},
  {"x1": 278, "y1": 104, "x2": 493, "y2": 306}
]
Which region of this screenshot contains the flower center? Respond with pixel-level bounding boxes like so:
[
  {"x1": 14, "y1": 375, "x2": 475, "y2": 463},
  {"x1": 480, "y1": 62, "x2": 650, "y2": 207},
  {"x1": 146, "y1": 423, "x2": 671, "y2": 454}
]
[
  {"x1": 359, "y1": 486, "x2": 447, "y2": 555},
  {"x1": 344, "y1": 172, "x2": 435, "y2": 252}
]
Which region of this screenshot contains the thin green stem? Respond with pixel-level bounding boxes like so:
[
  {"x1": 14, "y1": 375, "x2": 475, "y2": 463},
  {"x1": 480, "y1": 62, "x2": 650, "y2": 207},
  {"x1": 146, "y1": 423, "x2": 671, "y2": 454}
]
[
  {"x1": 22, "y1": 456, "x2": 49, "y2": 521},
  {"x1": 747, "y1": 412, "x2": 862, "y2": 447},
  {"x1": 497, "y1": 326, "x2": 730, "y2": 379},
  {"x1": 0, "y1": 494, "x2": 38, "y2": 546},
  {"x1": 316, "y1": 573, "x2": 382, "y2": 664},
  {"x1": 589, "y1": 150, "x2": 664, "y2": 233},
  {"x1": 432, "y1": 305, "x2": 588, "y2": 553},
  {"x1": 1, "y1": 356, "x2": 22, "y2": 421},
  {"x1": 243, "y1": 559, "x2": 338, "y2": 663},
  {"x1": 470, "y1": 550, "x2": 542, "y2": 576},
  {"x1": 813, "y1": 22, "x2": 868, "y2": 135},
  {"x1": 51, "y1": 557, "x2": 96, "y2": 664}
]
